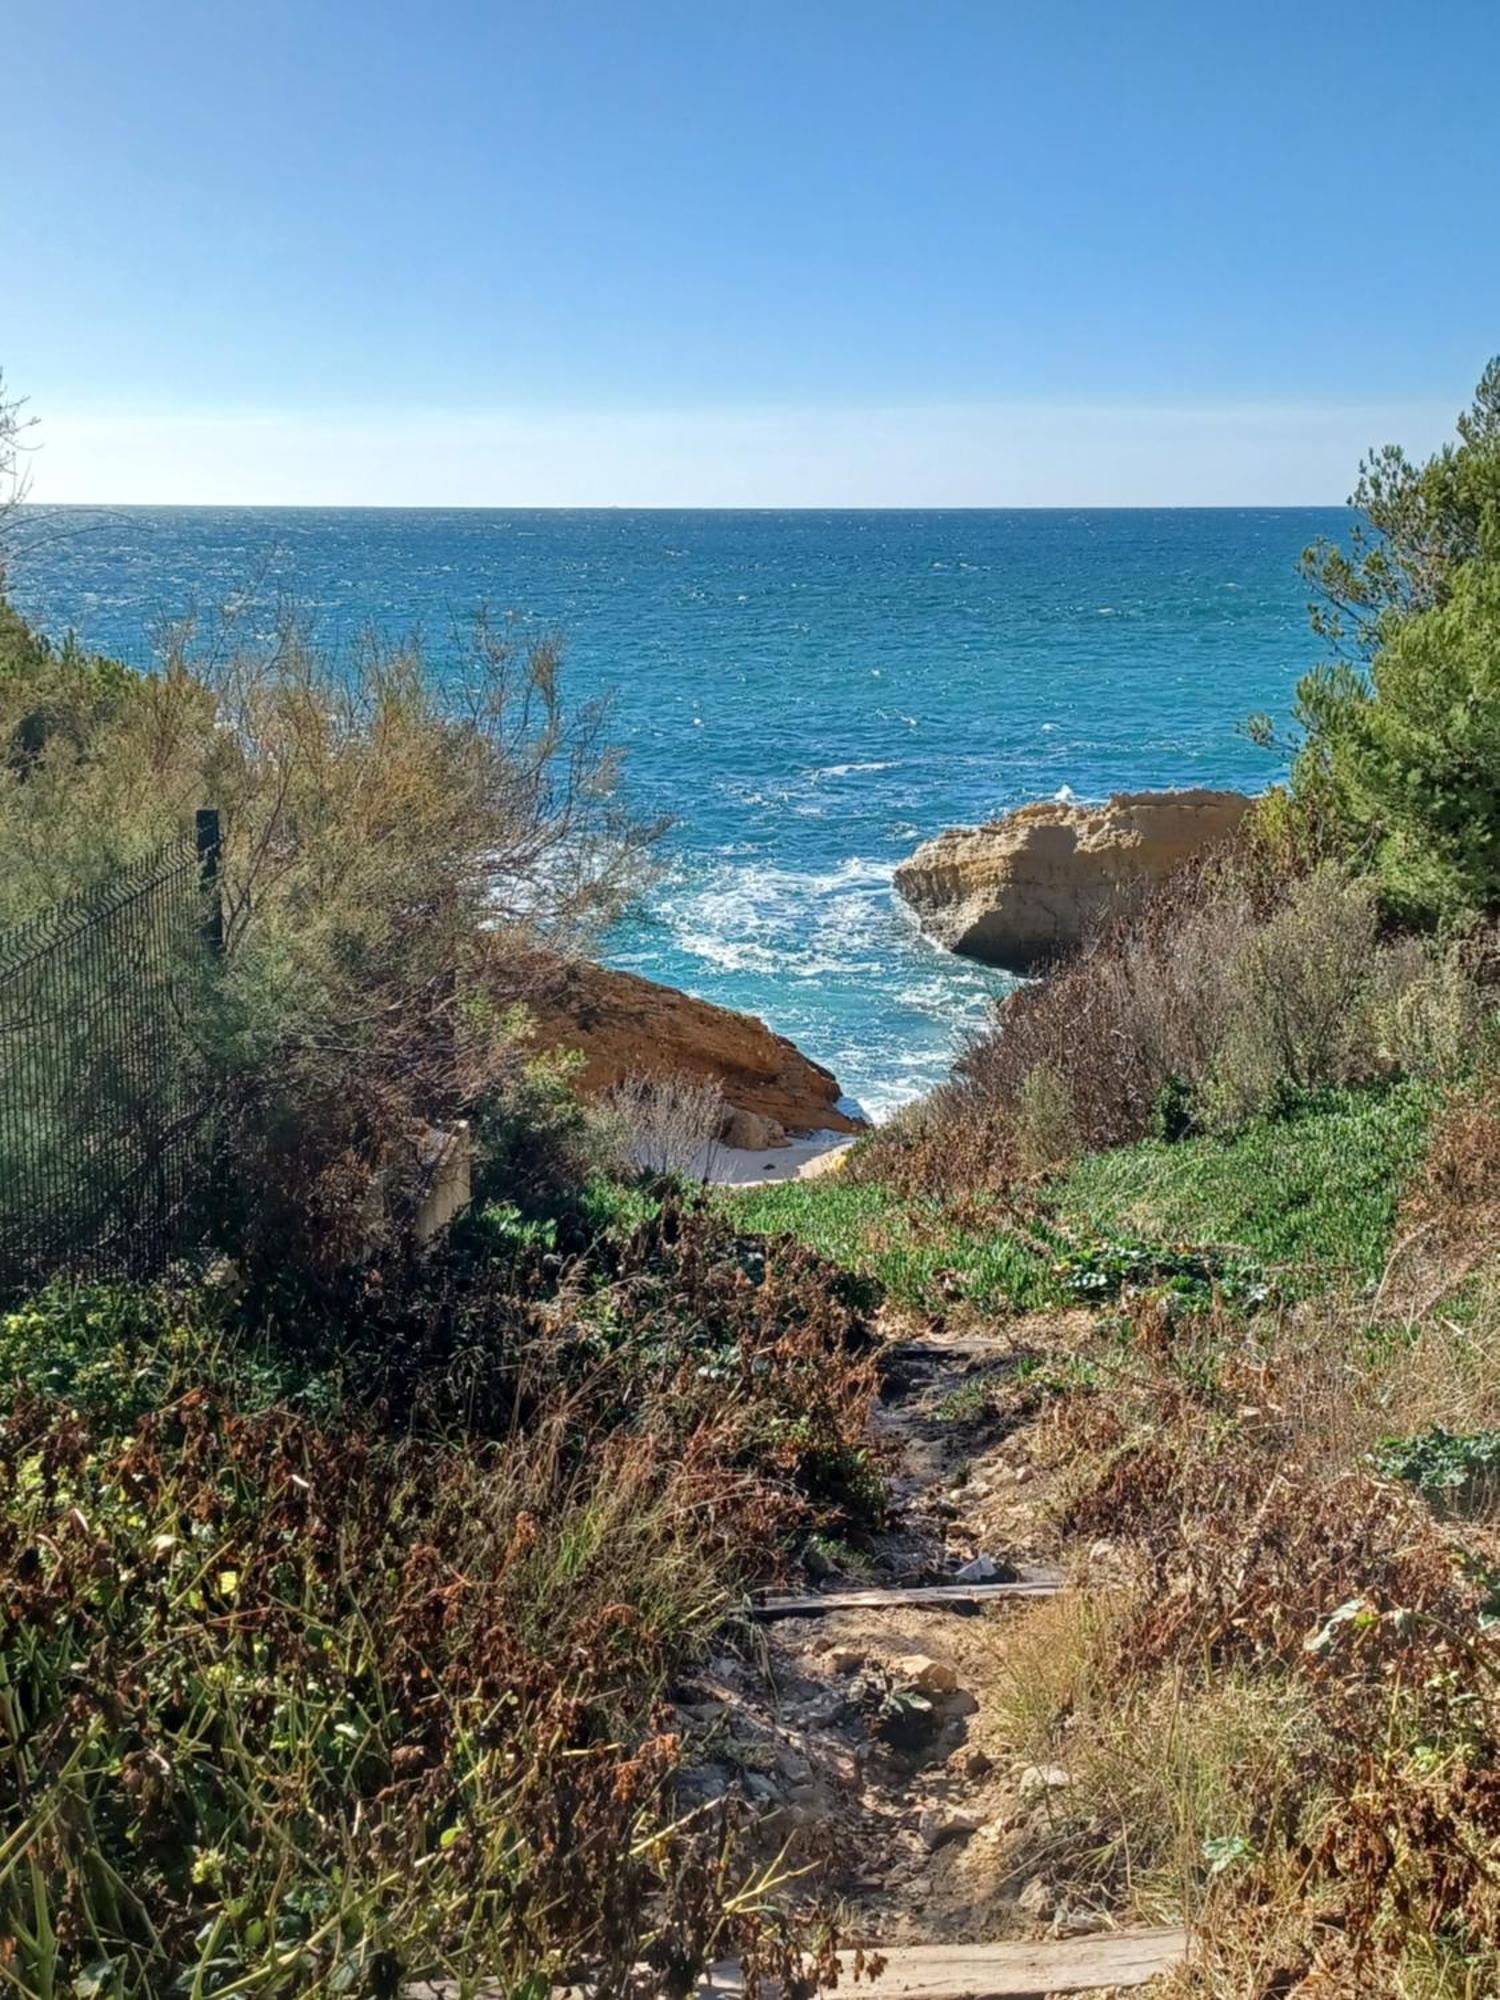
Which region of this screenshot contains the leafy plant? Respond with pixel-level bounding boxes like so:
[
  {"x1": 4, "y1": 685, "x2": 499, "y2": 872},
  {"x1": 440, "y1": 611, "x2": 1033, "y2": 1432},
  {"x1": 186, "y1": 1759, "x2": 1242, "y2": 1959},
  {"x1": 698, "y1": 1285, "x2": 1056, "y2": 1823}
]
[
  {"x1": 1373, "y1": 1426, "x2": 1500, "y2": 1511},
  {"x1": 1051, "y1": 1237, "x2": 1273, "y2": 1315},
  {"x1": 1259, "y1": 360, "x2": 1500, "y2": 927}
]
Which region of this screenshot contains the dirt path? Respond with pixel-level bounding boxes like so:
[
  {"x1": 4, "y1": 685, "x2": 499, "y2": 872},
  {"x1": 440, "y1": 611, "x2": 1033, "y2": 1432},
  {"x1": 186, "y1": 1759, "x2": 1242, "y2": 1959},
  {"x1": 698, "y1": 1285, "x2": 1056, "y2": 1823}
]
[{"x1": 671, "y1": 1313, "x2": 1186, "y2": 1996}]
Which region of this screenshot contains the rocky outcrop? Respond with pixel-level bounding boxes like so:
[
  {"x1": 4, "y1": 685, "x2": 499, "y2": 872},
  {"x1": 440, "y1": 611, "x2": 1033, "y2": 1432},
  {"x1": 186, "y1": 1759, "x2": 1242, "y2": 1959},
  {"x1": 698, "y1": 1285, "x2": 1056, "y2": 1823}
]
[
  {"x1": 524, "y1": 959, "x2": 866, "y2": 1140},
  {"x1": 894, "y1": 788, "x2": 1252, "y2": 972}
]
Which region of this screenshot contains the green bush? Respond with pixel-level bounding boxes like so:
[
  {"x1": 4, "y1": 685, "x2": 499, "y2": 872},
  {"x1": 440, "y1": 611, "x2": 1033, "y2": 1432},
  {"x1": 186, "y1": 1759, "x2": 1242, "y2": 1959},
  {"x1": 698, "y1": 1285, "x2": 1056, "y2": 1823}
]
[
  {"x1": 1265, "y1": 360, "x2": 1500, "y2": 926},
  {"x1": 1290, "y1": 565, "x2": 1500, "y2": 927},
  {"x1": 1051, "y1": 1237, "x2": 1273, "y2": 1315},
  {"x1": 1373, "y1": 1425, "x2": 1500, "y2": 1512}
]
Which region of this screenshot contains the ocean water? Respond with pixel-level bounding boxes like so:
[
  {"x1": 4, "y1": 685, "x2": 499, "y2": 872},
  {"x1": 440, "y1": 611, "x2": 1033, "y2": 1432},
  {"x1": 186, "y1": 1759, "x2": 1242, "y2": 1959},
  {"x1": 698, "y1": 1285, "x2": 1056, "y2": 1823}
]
[{"x1": 10, "y1": 507, "x2": 1346, "y2": 1119}]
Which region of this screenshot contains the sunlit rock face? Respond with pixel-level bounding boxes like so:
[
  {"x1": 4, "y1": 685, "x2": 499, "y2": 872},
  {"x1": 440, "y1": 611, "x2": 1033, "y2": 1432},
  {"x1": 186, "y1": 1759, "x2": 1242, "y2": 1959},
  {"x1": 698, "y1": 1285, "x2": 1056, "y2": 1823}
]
[{"x1": 894, "y1": 789, "x2": 1253, "y2": 973}]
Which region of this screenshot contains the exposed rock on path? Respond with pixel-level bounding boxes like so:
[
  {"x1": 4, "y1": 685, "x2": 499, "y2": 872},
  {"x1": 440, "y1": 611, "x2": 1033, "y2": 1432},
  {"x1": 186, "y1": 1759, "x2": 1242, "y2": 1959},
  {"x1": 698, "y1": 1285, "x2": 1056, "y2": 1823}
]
[{"x1": 668, "y1": 1310, "x2": 1186, "y2": 1990}]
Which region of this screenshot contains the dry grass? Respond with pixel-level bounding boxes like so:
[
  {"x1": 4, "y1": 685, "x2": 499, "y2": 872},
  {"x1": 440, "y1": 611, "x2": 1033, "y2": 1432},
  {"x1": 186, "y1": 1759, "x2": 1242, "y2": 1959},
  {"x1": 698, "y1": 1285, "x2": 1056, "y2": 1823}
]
[
  {"x1": 978, "y1": 1263, "x2": 1500, "y2": 1996},
  {"x1": 609, "y1": 1071, "x2": 728, "y2": 1180},
  {"x1": 992, "y1": 1591, "x2": 1326, "y2": 1939},
  {"x1": 861, "y1": 849, "x2": 1486, "y2": 1203}
]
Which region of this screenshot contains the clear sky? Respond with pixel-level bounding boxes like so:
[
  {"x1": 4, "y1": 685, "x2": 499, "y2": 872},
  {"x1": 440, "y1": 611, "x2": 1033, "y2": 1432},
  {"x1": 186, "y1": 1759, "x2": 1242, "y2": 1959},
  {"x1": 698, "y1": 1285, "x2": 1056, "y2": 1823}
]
[{"x1": 7, "y1": 0, "x2": 1499, "y2": 505}]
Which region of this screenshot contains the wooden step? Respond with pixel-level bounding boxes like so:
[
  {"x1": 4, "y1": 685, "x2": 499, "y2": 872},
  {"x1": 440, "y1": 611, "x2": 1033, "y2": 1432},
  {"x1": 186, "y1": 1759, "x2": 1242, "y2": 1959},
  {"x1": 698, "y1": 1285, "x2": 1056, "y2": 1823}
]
[
  {"x1": 412, "y1": 1928, "x2": 1189, "y2": 1999},
  {"x1": 698, "y1": 1929, "x2": 1188, "y2": 1997},
  {"x1": 750, "y1": 1574, "x2": 1064, "y2": 1620}
]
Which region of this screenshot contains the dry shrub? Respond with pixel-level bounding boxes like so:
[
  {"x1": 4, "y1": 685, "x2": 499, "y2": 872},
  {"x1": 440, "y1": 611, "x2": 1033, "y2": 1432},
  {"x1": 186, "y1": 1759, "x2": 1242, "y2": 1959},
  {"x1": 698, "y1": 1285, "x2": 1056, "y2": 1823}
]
[
  {"x1": 1201, "y1": 865, "x2": 1380, "y2": 1125},
  {"x1": 1378, "y1": 1079, "x2": 1500, "y2": 1318},
  {"x1": 1410, "y1": 1091, "x2": 1500, "y2": 1229},
  {"x1": 0, "y1": 607, "x2": 664, "y2": 1285},
  {"x1": 864, "y1": 848, "x2": 1488, "y2": 1199},
  {"x1": 1011, "y1": 1062, "x2": 1082, "y2": 1176},
  {"x1": 608, "y1": 1071, "x2": 728, "y2": 1180},
  {"x1": 1023, "y1": 1300, "x2": 1500, "y2": 1994},
  {"x1": 0, "y1": 1203, "x2": 882, "y2": 1995},
  {"x1": 862, "y1": 848, "x2": 1269, "y2": 1195}
]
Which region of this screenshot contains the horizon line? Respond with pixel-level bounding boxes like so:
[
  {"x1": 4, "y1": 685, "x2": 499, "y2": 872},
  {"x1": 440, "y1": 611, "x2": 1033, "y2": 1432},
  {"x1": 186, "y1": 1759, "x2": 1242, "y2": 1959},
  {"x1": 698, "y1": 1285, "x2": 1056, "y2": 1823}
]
[{"x1": 18, "y1": 498, "x2": 1355, "y2": 514}]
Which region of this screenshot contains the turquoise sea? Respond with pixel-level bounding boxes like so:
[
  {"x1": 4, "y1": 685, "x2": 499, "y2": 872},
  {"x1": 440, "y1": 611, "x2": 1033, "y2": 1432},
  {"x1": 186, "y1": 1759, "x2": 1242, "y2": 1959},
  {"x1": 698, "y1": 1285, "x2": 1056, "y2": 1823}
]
[{"x1": 10, "y1": 508, "x2": 1345, "y2": 1118}]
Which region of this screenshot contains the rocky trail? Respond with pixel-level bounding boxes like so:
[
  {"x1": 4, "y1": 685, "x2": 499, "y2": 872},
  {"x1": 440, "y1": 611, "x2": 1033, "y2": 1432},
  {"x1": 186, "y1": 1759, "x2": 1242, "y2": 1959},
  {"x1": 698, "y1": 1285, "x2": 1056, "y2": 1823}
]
[{"x1": 670, "y1": 1317, "x2": 1189, "y2": 1998}]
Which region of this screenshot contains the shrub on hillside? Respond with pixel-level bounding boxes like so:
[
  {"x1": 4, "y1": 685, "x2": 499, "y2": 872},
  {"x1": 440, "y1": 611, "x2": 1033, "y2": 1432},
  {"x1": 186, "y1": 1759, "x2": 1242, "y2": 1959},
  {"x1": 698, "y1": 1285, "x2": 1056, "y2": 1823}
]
[
  {"x1": 0, "y1": 1204, "x2": 881, "y2": 1995},
  {"x1": 861, "y1": 853, "x2": 1487, "y2": 1198},
  {"x1": 0, "y1": 605, "x2": 662, "y2": 1284},
  {"x1": 1201, "y1": 865, "x2": 1379, "y2": 1126},
  {"x1": 1259, "y1": 360, "x2": 1500, "y2": 927},
  {"x1": 1286, "y1": 563, "x2": 1500, "y2": 927}
]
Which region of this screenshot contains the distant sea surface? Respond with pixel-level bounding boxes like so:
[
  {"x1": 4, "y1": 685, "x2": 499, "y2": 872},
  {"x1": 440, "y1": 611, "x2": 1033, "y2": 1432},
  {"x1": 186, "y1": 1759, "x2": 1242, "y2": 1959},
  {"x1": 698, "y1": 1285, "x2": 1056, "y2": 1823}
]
[{"x1": 11, "y1": 507, "x2": 1345, "y2": 1119}]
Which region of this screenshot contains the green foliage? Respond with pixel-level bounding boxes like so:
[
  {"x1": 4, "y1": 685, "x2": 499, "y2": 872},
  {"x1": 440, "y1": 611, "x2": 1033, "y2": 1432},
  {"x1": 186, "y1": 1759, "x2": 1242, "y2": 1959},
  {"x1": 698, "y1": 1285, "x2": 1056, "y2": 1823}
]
[
  {"x1": 1373, "y1": 1425, "x2": 1500, "y2": 1510},
  {"x1": 0, "y1": 1281, "x2": 331, "y2": 1429},
  {"x1": 1267, "y1": 361, "x2": 1500, "y2": 925},
  {"x1": 1051, "y1": 1237, "x2": 1273, "y2": 1314},
  {"x1": 469, "y1": 1046, "x2": 624, "y2": 1218},
  {"x1": 1297, "y1": 357, "x2": 1500, "y2": 662},
  {"x1": 1292, "y1": 565, "x2": 1500, "y2": 926},
  {"x1": 1149, "y1": 1073, "x2": 1198, "y2": 1143},
  {"x1": 1053, "y1": 1081, "x2": 1433, "y2": 1286},
  {"x1": 721, "y1": 1177, "x2": 1062, "y2": 1314}
]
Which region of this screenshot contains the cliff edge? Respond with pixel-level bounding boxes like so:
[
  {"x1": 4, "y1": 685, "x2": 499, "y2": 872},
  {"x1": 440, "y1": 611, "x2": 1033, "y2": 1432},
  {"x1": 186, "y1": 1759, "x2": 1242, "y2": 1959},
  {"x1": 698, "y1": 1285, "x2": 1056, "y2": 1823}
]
[{"x1": 894, "y1": 788, "x2": 1252, "y2": 972}]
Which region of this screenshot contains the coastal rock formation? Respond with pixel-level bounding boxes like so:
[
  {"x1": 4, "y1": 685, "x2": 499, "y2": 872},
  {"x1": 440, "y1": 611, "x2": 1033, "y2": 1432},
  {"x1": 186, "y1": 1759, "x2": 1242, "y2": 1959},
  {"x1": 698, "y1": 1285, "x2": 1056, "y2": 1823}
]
[
  {"x1": 524, "y1": 959, "x2": 866, "y2": 1141},
  {"x1": 894, "y1": 788, "x2": 1252, "y2": 972}
]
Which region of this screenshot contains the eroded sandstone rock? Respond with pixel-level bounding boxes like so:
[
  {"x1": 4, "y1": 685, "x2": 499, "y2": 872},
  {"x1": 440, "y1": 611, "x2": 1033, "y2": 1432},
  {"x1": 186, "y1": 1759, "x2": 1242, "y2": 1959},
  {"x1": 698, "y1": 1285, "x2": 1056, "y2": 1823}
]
[
  {"x1": 523, "y1": 958, "x2": 866, "y2": 1140},
  {"x1": 893, "y1": 788, "x2": 1252, "y2": 972}
]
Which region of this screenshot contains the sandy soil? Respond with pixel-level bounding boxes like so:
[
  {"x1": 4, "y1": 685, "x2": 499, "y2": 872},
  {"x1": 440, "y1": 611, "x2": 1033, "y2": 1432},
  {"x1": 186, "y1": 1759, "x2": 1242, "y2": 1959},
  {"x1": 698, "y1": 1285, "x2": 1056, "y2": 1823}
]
[{"x1": 700, "y1": 1128, "x2": 859, "y2": 1186}]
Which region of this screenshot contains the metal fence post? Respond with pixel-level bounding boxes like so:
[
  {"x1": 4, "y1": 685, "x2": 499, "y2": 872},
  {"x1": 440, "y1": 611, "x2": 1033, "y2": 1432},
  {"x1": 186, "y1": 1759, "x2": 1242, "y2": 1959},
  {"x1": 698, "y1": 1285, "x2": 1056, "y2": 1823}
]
[{"x1": 196, "y1": 807, "x2": 224, "y2": 956}]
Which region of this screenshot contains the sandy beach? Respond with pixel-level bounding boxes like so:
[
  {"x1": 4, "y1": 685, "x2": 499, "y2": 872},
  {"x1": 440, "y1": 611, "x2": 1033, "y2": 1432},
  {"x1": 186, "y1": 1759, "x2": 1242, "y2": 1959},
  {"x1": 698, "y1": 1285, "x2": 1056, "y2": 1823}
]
[{"x1": 699, "y1": 1128, "x2": 859, "y2": 1187}]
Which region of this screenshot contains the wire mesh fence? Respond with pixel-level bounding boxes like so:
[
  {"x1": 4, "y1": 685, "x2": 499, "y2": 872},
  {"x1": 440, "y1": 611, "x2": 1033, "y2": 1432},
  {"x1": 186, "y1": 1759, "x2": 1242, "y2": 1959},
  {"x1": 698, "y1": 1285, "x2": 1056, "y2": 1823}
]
[{"x1": 0, "y1": 814, "x2": 222, "y2": 1291}]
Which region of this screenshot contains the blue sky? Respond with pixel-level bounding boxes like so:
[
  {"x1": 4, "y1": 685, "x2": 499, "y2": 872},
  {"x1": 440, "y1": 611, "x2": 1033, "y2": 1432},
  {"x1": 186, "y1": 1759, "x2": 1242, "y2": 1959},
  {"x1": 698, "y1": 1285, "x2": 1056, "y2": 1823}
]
[{"x1": 7, "y1": 0, "x2": 1499, "y2": 504}]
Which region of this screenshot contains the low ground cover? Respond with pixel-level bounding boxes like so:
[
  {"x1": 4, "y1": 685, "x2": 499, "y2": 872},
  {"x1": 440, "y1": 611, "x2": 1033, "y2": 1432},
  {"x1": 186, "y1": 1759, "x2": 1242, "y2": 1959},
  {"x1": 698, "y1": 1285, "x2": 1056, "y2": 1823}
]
[
  {"x1": 1051, "y1": 1080, "x2": 1434, "y2": 1288},
  {"x1": 0, "y1": 1201, "x2": 882, "y2": 1997},
  {"x1": 722, "y1": 1178, "x2": 1058, "y2": 1315},
  {"x1": 729, "y1": 1079, "x2": 1436, "y2": 1317}
]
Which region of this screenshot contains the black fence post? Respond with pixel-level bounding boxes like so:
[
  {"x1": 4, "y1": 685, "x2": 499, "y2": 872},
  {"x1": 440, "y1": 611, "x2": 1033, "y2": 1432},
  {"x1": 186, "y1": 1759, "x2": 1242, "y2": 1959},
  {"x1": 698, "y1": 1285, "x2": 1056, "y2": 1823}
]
[{"x1": 196, "y1": 808, "x2": 224, "y2": 957}]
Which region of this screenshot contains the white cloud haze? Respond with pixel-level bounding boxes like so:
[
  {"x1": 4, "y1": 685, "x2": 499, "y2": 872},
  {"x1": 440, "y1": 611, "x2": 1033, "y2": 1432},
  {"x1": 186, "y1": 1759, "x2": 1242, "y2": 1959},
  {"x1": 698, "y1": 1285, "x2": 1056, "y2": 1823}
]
[{"x1": 23, "y1": 400, "x2": 1456, "y2": 508}]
